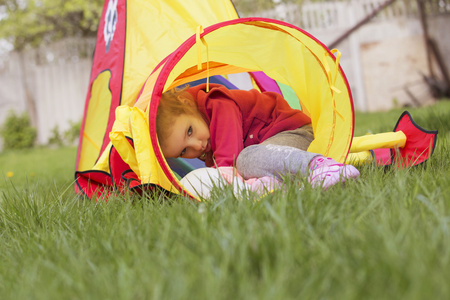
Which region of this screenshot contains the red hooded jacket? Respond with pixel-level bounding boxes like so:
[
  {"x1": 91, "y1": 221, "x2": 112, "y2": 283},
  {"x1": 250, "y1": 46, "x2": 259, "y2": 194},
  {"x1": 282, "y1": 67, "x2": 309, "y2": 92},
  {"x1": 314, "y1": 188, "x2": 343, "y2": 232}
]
[{"x1": 186, "y1": 84, "x2": 311, "y2": 167}]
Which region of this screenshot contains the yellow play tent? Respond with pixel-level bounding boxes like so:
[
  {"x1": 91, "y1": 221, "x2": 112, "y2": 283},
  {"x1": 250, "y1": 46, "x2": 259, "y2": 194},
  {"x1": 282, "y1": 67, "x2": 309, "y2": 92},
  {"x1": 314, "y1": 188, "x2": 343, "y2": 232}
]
[{"x1": 75, "y1": 1, "x2": 437, "y2": 201}]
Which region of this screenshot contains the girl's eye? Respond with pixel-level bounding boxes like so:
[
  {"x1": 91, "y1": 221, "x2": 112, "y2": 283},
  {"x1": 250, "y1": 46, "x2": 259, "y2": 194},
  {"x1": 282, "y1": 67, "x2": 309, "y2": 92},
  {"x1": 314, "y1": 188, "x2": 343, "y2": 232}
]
[{"x1": 180, "y1": 126, "x2": 192, "y2": 157}]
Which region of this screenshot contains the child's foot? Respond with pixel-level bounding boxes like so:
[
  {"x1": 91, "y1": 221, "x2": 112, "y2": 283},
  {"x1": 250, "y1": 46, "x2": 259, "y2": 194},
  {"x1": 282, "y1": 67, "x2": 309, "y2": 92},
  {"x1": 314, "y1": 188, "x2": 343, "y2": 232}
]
[{"x1": 308, "y1": 156, "x2": 360, "y2": 190}]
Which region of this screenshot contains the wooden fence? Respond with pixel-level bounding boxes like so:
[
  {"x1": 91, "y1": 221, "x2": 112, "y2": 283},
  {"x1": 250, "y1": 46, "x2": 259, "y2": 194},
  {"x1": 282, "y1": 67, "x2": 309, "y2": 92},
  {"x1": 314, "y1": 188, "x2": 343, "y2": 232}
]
[{"x1": 0, "y1": 38, "x2": 95, "y2": 146}]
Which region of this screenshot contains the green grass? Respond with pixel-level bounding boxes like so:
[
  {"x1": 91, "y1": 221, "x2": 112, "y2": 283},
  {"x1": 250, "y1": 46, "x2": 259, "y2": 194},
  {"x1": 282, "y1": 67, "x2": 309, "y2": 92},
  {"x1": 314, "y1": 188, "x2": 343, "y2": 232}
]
[
  {"x1": 354, "y1": 99, "x2": 450, "y2": 136},
  {"x1": 1, "y1": 101, "x2": 449, "y2": 299},
  {"x1": 0, "y1": 146, "x2": 77, "y2": 189}
]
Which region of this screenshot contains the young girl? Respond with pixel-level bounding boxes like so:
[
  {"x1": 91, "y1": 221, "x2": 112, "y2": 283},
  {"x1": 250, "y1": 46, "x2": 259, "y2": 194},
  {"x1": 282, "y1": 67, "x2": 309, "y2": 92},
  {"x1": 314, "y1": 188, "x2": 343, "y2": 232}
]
[{"x1": 156, "y1": 83, "x2": 359, "y2": 190}]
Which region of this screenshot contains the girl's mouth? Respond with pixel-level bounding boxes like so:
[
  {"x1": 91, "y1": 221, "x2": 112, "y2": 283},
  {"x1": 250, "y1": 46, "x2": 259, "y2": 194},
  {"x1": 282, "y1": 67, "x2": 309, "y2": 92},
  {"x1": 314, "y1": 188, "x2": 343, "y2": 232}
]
[
  {"x1": 200, "y1": 141, "x2": 211, "y2": 159},
  {"x1": 204, "y1": 140, "x2": 211, "y2": 153}
]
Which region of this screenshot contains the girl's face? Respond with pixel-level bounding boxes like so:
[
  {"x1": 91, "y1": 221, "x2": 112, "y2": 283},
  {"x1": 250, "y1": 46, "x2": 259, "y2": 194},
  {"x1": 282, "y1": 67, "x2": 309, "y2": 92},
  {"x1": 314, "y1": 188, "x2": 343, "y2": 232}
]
[{"x1": 160, "y1": 113, "x2": 211, "y2": 159}]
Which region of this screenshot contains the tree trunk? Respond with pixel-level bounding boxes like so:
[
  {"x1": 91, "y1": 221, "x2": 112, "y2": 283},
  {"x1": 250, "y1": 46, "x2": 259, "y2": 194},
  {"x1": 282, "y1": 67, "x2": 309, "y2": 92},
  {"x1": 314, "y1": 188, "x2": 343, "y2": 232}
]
[
  {"x1": 17, "y1": 49, "x2": 38, "y2": 128},
  {"x1": 328, "y1": 0, "x2": 397, "y2": 49}
]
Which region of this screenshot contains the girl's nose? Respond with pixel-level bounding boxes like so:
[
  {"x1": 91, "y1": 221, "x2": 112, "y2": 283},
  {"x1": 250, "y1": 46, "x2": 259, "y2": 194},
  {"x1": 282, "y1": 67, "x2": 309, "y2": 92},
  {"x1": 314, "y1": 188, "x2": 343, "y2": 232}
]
[{"x1": 192, "y1": 139, "x2": 203, "y2": 151}]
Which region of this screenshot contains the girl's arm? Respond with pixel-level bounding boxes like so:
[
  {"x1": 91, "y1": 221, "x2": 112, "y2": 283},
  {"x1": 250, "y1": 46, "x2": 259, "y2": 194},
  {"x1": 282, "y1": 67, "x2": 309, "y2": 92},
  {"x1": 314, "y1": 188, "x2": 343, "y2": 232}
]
[{"x1": 205, "y1": 97, "x2": 244, "y2": 167}]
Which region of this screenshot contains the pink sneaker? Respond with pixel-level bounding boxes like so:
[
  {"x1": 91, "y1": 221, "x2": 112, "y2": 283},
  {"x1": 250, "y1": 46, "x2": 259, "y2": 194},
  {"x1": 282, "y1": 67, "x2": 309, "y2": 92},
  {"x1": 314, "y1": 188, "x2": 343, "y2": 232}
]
[{"x1": 308, "y1": 156, "x2": 360, "y2": 190}]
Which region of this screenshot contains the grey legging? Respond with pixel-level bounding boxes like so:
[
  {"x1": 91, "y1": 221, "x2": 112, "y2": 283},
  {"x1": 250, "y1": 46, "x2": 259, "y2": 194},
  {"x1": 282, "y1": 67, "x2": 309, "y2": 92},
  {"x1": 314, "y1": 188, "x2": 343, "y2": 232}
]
[{"x1": 236, "y1": 125, "x2": 319, "y2": 180}]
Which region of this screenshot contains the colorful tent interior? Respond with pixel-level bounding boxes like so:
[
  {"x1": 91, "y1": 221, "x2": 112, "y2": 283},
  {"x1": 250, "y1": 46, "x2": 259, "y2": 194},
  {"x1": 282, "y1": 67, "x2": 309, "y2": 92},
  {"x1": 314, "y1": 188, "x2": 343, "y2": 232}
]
[{"x1": 75, "y1": 0, "x2": 437, "y2": 201}]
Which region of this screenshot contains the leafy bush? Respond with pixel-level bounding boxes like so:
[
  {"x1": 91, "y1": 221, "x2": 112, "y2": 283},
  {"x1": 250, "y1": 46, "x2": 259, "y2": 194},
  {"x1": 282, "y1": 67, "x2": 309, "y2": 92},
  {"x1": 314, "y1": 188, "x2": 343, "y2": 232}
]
[
  {"x1": 0, "y1": 110, "x2": 37, "y2": 150},
  {"x1": 64, "y1": 120, "x2": 81, "y2": 145},
  {"x1": 47, "y1": 125, "x2": 64, "y2": 147},
  {"x1": 47, "y1": 120, "x2": 81, "y2": 147}
]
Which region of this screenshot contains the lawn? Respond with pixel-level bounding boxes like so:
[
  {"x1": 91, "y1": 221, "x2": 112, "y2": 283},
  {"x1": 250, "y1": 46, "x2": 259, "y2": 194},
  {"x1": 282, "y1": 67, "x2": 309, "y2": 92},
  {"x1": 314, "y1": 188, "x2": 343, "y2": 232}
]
[{"x1": 0, "y1": 100, "x2": 449, "y2": 299}]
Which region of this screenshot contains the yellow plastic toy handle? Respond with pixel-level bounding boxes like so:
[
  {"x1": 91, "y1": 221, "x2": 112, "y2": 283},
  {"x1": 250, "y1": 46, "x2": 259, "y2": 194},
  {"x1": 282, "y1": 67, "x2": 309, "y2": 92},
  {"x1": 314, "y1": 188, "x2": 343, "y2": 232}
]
[
  {"x1": 351, "y1": 131, "x2": 406, "y2": 153},
  {"x1": 348, "y1": 131, "x2": 407, "y2": 166}
]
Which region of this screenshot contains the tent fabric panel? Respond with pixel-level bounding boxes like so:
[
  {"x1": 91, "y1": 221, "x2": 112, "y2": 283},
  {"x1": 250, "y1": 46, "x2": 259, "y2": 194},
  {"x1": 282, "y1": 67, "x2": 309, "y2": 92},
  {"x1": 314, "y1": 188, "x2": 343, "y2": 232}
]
[
  {"x1": 169, "y1": 65, "x2": 256, "y2": 91},
  {"x1": 121, "y1": 0, "x2": 238, "y2": 109},
  {"x1": 76, "y1": 0, "x2": 127, "y2": 170},
  {"x1": 74, "y1": 170, "x2": 114, "y2": 200},
  {"x1": 277, "y1": 81, "x2": 302, "y2": 111},
  {"x1": 77, "y1": 71, "x2": 113, "y2": 171},
  {"x1": 249, "y1": 71, "x2": 283, "y2": 94},
  {"x1": 94, "y1": 0, "x2": 127, "y2": 160},
  {"x1": 304, "y1": 51, "x2": 353, "y2": 162},
  {"x1": 107, "y1": 105, "x2": 182, "y2": 194},
  {"x1": 224, "y1": 73, "x2": 255, "y2": 91},
  {"x1": 392, "y1": 111, "x2": 438, "y2": 167},
  {"x1": 275, "y1": 22, "x2": 355, "y2": 161}
]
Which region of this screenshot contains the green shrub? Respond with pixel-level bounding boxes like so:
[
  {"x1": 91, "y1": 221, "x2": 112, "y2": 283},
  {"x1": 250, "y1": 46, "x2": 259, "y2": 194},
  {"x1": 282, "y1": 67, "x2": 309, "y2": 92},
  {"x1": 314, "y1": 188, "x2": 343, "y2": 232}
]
[
  {"x1": 48, "y1": 125, "x2": 64, "y2": 147},
  {"x1": 63, "y1": 120, "x2": 81, "y2": 145},
  {"x1": 47, "y1": 120, "x2": 81, "y2": 147},
  {"x1": 0, "y1": 110, "x2": 37, "y2": 150}
]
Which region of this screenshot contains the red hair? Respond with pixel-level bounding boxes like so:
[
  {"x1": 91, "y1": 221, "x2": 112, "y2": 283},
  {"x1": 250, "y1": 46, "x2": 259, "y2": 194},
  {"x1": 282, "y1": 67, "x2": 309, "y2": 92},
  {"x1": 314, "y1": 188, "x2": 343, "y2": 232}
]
[{"x1": 156, "y1": 87, "x2": 200, "y2": 148}]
